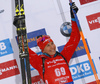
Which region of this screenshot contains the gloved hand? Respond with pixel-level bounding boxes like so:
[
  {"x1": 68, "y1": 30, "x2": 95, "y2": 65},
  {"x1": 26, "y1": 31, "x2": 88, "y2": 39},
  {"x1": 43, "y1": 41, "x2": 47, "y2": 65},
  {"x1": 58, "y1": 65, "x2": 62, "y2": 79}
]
[{"x1": 69, "y1": 2, "x2": 78, "y2": 18}]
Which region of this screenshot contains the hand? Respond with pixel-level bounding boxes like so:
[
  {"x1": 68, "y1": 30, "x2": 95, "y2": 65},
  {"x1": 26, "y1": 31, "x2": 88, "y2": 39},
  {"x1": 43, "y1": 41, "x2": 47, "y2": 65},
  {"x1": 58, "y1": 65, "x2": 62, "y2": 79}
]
[{"x1": 69, "y1": 2, "x2": 78, "y2": 18}]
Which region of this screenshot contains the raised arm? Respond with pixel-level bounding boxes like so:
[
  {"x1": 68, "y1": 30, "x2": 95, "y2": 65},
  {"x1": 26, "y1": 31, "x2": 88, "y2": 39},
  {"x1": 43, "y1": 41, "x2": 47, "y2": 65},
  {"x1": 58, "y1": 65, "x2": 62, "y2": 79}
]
[
  {"x1": 29, "y1": 48, "x2": 42, "y2": 70},
  {"x1": 61, "y1": 2, "x2": 80, "y2": 63}
]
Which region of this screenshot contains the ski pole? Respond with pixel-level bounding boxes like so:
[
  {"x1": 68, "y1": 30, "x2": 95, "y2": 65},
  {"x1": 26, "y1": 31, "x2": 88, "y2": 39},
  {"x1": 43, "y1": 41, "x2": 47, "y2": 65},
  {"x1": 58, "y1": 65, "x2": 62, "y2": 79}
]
[{"x1": 69, "y1": 0, "x2": 100, "y2": 84}]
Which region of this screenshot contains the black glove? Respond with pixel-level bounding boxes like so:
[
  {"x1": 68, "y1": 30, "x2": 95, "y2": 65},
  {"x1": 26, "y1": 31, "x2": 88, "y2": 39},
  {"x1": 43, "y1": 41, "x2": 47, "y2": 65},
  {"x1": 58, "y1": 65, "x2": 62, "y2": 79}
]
[{"x1": 69, "y1": 2, "x2": 78, "y2": 18}]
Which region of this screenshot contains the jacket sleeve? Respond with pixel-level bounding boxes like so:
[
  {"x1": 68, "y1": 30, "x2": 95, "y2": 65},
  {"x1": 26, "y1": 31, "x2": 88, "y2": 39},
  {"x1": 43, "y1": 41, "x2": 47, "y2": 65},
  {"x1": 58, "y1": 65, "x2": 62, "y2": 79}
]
[
  {"x1": 61, "y1": 20, "x2": 80, "y2": 63},
  {"x1": 28, "y1": 48, "x2": 42, "y2": 70}
]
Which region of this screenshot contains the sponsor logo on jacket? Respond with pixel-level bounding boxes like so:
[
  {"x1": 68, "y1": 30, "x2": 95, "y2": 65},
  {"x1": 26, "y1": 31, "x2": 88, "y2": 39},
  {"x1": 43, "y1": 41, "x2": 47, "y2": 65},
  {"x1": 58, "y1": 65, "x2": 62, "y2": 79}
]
[{"x1": 47, "y1": 58, "x2": 64, "y2": 64}]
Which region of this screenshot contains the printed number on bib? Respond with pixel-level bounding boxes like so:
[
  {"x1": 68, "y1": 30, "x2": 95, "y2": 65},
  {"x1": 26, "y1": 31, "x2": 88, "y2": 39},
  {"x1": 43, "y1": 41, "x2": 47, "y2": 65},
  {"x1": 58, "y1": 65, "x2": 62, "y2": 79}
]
[{"x1": 55, "y1": 67, "x2": 66, "y2": 77}]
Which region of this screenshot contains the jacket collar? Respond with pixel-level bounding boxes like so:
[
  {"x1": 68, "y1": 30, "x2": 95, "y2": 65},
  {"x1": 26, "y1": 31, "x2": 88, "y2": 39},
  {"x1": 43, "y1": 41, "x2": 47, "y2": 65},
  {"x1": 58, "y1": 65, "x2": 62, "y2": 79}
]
[{"x1": 42, "y1": 51, "x2": 58, "y2": 58}]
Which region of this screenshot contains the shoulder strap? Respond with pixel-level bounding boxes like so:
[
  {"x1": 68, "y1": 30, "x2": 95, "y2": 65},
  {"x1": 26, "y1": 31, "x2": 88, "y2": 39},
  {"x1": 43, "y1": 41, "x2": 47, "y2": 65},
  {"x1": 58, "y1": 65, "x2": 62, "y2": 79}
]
[
  {"x1": 56, "y1": 51, "x2": 69, "y2": 67},
  {"x1": 42, "y1": 58, "x2": 45, "y2": 83}
]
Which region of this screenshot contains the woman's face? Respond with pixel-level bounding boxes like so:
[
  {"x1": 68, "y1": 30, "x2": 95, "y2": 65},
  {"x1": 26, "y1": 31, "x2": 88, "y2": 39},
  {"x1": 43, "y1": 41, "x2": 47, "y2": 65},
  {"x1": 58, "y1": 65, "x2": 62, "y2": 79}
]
[{"x1": 43, "y1": 41, "x2": 56, "y2": 55}]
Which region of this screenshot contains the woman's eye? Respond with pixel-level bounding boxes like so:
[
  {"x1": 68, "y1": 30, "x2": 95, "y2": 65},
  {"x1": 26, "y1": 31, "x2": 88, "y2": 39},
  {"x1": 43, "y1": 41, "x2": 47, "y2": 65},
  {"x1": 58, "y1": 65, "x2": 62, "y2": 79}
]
[
  {"x1": 51, "y1": 42, "x2": 54, "y2": 45},
  {"x1": 46, "y1": 44, "x2": 50, "y2": 47}
]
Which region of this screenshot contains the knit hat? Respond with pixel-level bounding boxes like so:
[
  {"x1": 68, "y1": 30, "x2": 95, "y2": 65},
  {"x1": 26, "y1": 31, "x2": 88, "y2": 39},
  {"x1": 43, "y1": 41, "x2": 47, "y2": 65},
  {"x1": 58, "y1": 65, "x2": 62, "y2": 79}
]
[{"x1": 37, "y1": 35, "x2": 53, "y2": 52}]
